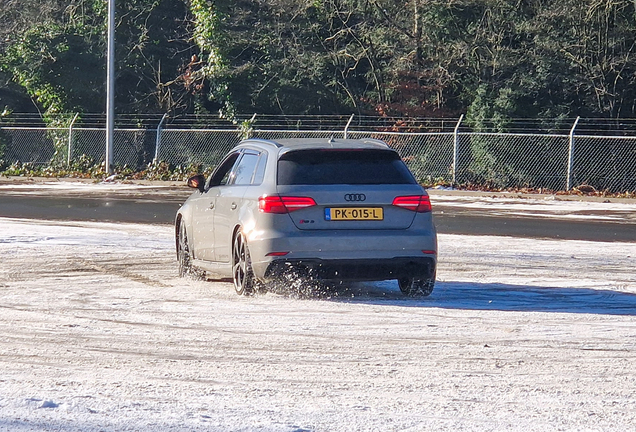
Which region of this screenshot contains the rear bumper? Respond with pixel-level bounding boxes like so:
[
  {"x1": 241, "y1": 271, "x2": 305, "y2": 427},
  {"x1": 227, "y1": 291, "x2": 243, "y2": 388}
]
[
  {"x1": 263, "y1": 256, "x2": 436, "y2": 282},
  {"x1": 246, "y1": 211, "x2": 437, "y2": 281}
]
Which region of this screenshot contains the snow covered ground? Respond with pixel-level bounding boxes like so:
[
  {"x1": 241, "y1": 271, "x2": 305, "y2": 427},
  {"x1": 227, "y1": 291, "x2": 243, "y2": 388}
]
[{"x1": 1, "y1": 193, "x2": 636, "y2": 431}]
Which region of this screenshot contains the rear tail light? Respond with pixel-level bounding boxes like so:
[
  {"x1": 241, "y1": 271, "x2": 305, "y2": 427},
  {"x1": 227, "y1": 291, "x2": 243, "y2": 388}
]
[
  {"x1": 259, "y1": 195, "x2": 317, "y2": 214},
  {"x1": 392, "y1": 195, "x2": 432, "y2": 213},
  {"x1": 266, "y1": 251, "x2": 290, "y2": 257}
]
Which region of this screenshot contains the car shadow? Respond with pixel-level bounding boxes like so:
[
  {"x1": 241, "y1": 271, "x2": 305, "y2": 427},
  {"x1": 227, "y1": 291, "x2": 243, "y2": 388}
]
[{"x1": 326, "y1": 280, "x2": 636, "y2": 316}]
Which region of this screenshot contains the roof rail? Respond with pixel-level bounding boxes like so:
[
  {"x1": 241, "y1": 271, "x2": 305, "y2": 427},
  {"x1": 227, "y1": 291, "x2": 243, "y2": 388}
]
[{"x1": 240, "y1": 138, "x2": 283, "y2": 148}]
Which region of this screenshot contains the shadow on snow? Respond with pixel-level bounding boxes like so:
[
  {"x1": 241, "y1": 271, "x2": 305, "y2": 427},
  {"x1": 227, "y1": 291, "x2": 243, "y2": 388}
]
[{"x1": 328, "y1": 280, "x2": 636, "y2": 316}]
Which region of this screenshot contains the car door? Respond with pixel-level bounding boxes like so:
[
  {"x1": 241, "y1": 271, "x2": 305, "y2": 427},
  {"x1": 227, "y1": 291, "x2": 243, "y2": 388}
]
[
  {"x1": 212, "y1": 150, "x2": 262, "y2": 263},
  {"x1": 189, "y1": 152, "x2": 241, "y2": 262}
]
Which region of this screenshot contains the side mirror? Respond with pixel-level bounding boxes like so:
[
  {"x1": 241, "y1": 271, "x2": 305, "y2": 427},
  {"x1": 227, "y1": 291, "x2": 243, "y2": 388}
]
[{"x1": 187, "y1": 174, "x2": 206, "y2": 193}]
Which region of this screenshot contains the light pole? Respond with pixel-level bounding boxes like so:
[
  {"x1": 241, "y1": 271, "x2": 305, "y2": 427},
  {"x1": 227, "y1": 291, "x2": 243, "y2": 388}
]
[{"x1": 105, "y1": 0, "x2": 115, "y2": 175}]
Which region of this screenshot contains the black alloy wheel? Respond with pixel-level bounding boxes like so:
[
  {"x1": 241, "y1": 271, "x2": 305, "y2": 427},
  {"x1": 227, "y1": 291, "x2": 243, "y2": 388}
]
[{"x1": 232, "y1": 231, "x2": 255, "y2": 296}]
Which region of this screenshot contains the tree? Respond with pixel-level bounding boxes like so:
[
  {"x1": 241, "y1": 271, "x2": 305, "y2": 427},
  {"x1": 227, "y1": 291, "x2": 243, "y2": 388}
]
[
  {"x1": 2, "y1": 0, "x2": 636, "y2": 121},
  {"x1": 0, "y1": 0, "x2": 198, "y2": 118}
]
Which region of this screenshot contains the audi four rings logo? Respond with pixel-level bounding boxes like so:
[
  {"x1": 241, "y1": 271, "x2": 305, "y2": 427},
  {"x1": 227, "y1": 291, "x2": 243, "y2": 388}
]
[{"x1": 344, "y1": 193, "x2": 366, "y2": 202}]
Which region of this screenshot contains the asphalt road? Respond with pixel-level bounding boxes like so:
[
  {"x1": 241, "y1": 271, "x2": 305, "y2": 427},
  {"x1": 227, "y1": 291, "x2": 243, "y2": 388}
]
[
  {"x1": 0, "y1": 193, "x2": 183, "y2": 225},
  {"x1": 434, "y1": 212, "x2": 636, "y2": 242},
  {"x1": 0, "y1": 182, "x2": 635, "y2": 242}
]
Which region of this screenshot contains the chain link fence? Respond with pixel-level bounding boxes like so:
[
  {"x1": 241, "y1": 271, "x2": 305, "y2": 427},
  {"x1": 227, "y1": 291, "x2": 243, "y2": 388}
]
[
  {"x1": 572, "y1": 135, "x2": 636, "y2": 192},
  {"x1": 1, "y1": 122, "x2": 635, "y2": 193},
  {"x1": 456, "y1": 133, "x2": 570, "y2": 191}
]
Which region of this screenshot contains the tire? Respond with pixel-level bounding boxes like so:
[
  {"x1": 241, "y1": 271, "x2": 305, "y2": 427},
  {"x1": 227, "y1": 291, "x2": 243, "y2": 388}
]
[
  {"x1": 177, "y1": 222, "x2": 192, "y2": 277},
  {"x1": 177, "y1": 222, "x2": 203, "y2": 279},
  {"x1": 398, "y1": 277, "x2": 435, "y2": 297},
  {"x1": 232, "y1": 231, "x2": 256, "y2": 296}
]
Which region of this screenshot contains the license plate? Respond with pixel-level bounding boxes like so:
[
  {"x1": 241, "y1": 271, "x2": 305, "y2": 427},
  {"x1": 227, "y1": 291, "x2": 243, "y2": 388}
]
[{"x1": 325, "y1": 207, "x2": 384, "y2": 221}]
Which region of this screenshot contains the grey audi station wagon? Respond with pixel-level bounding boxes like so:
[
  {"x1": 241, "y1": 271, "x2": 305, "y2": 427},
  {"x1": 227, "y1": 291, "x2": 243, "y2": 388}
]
[{"x1": 175, "y1": 138, "x2": 437, "y2": 296}]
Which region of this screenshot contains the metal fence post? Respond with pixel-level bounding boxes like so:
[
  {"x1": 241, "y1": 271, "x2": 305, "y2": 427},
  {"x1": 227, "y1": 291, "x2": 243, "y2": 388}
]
[
  {"x1": 343, "y1": 114, "x2": 354, "y2": 139},
  {"x1": 67, "y1": 113, "x2": 79, "y2": 167},
  {"x1": 154, "y1": 113, "x2": 168, "y2": 162},
  {"x1": 566, "y1": 116, "x2": 580, "y2": 190},
  {"x1": 452, "y1": 114, "x2": 464, "y2": 185}
]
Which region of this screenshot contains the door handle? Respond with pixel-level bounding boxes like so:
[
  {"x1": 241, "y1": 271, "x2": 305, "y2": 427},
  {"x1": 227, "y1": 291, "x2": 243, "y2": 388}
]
[
  {"x1": 209, "y1": 202, "x2": 215, "y2": 209},
  {"x1": 231, "y1": 203, "x2": 237, "y2": 210}
]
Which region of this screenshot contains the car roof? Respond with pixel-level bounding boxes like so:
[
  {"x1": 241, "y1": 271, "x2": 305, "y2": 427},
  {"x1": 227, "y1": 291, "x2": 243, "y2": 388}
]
[{"x1": 238, "y1": 137, "x2": 392, "y2": 154}]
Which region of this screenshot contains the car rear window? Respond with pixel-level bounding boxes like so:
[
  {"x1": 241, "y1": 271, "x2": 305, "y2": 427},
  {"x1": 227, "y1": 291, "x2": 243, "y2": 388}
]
[{"x1": 277, "y1": 149, "x2": 417, "y2": 185}]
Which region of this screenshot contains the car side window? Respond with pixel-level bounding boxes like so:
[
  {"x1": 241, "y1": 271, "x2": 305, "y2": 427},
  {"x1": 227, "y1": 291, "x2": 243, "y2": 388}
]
[
  {"x1": 232, "y1": 151, "x2": 261, "y2": 185},
  {"x1": 208, "y1": 152, "x2": 240, "y2": 189},
  {"x1": 252, "y1": 152, "x2": 268, "y2": 185}
]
